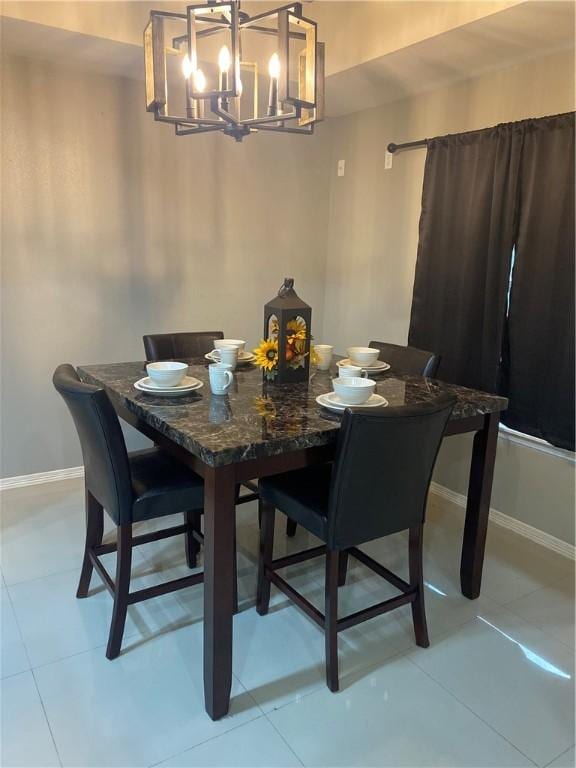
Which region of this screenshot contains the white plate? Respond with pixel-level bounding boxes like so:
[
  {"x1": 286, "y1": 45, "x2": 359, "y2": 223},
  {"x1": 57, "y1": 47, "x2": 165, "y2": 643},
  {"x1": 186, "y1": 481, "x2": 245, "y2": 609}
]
[
  {"x1": 316, "y1": 392, "x2": 388, "y2": 413},
  {"x1": 134, "y1": 376, "x2": 203, "y2": 396},
  {"x1": 205, "y1": 351, "x2": 255, "y2": 364},
  {"x1": 137, "y1": 375, "x2": 202, "y2": 391},
  {"x1": 337, "y1": 358, "x2": 391, "y2": 374}
]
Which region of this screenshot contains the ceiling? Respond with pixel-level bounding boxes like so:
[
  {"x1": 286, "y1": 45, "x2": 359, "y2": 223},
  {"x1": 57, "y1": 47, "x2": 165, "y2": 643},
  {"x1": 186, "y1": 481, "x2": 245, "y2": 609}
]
[
  {"x1": 325, "y1": 1, "x2": 575, "y2": 115},
  {"x1": 1, "y1": 1, "x2": 574, "y2": 117}
]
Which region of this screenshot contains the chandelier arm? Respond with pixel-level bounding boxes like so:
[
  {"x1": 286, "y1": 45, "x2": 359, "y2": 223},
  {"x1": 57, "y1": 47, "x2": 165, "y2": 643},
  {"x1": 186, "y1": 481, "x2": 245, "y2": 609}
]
[
  {"x1": 239, "y1": 111, "x2": 299, "y2": 126},
  {"x1": 176, "y1": 124, "x2": 223, "y2": 135},
  {"x1": 155, "y1": 113, "x2": 225, "y2": 127},
  {"x1": 238, "y1": 24, "x2": 306, "y2": 40},
  {"x1": 210, "y1": 100, "x2": 240, "y2": 125},
  {"x1": 242, "y1": 2, "x2": 302, "y2": 25},
  {"x1": 257, "y1": 123, "x2": 313, "y2": 135}
]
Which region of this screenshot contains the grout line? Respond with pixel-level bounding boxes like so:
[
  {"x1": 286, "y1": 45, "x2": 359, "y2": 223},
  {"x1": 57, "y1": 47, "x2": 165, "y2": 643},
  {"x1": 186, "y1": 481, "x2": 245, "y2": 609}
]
[
  {"x1": 6, "y1": 584, "x2": 64, "y2": 768},
  {"x1": 543, "y1": 744, "x2": 575, "y2": 768},
  {"x1": 30, "y1": 667, "x2": 64, "y2": 768},
  {"x1": 263, "y1": 712, "x2": 306, "y2": 767},
  {"x1": 498, "y1": 598, "x2": 576, "y2": 654},
  {"x1": 146, "y1": 713, "x2": 268, "y2": 768},
  {"x1": 405, "y1": 639, "x2": 540, "y2": 767}
]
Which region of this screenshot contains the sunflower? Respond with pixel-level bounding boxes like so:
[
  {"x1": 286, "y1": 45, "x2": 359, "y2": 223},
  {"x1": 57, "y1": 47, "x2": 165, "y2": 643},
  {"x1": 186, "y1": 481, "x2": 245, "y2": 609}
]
[
  {"x1": 253, "y1": 339, "x2": 279, "y2": 372},
  {"x1": 254, "y1": 395, "x2": 276, "y2": 418},
  {"x1": 286, "y1": 317, "x2": 307, "y2": 337}
]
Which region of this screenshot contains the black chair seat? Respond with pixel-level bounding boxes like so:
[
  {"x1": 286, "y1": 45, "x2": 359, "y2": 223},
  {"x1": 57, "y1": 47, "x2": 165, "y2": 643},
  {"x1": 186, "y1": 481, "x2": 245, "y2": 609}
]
[
  {"x1": 130, "y1": 449, "x2": 204, "y2": 523},
  {"x1": 260, "y1": 464, "x2": 332, "y2": 541}
]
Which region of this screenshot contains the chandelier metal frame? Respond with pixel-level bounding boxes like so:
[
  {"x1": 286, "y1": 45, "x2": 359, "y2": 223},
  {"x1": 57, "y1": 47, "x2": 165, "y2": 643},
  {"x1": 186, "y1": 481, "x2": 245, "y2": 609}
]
[{"x1": 144, "y1": 0, "x2": 325, "y2": 141}]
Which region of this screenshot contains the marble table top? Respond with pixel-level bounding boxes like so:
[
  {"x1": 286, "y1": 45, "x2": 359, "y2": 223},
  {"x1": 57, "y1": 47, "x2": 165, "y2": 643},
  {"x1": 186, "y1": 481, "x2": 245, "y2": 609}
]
[{"x1": 78, "y1": 360, "x2": 508, "y2": 468}]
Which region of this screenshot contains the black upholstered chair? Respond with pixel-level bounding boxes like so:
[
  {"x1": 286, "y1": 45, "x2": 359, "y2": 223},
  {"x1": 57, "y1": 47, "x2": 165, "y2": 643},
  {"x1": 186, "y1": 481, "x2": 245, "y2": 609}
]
[
  {"x1": 369, "y1": 340, "x2": 440, "y2": 378},
  {"x1": 285, "y1": 341, "x2": 441, "y2": 540},
  {"x1": 143, "y1": 331, "x2": 224, "y2": 361},
  {"x1": 257, "y1": 396, "x2": 455, "y2": 692},
  {"x1": 143, "y1": 332, "x2": 260, "y2": 513},
  {"x1": 53, "y1": 364, "x2": 233, "y2": 660}
]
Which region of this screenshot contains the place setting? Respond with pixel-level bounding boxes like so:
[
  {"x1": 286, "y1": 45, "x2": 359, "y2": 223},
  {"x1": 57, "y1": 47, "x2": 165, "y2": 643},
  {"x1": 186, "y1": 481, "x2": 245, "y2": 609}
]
[
  {"x1": 204, "y1": 339, "x2": 255, "y2": 367},
  {"x1": 134, "y1": 361, "x2": 203, "y2": 397},
  {"x1": 336, "y1": 346, "x2": 391, "y2": 375}
]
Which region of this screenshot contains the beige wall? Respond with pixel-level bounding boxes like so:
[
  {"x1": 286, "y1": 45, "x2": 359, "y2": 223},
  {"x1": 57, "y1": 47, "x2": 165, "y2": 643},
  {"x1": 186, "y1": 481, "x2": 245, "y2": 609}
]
[
  {"x1": 2, "y1": 43, "x2": 574, "y2": 545},
  {"x1": 321, "y1": 47, "x2": 575, "y2": 544},
  {"x1": 0, "y1": 54, "x2": 331, "y2": 477}
]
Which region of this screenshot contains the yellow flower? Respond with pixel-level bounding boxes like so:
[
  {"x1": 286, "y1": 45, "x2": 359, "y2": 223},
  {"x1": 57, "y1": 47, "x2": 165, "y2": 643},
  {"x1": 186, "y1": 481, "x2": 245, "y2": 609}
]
[
  {"x1": 253, "y1": 339, "x2": 278, "y2": 371},
  {"x1": 254, "y1": 396, "x2": 276, "y2": 418},
  {"x1": 286, "y1": 317, "x2": 307, "y2": 337}
]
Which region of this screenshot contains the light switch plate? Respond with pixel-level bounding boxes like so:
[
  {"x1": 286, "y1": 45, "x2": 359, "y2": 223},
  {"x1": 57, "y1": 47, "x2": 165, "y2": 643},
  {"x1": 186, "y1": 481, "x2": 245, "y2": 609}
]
[
  {"x1": 384, "y1": 151, "x2": 393, "y2": 170},
  {"x1": 337, "y1": 159, "x2": 345, "y2": 177}
]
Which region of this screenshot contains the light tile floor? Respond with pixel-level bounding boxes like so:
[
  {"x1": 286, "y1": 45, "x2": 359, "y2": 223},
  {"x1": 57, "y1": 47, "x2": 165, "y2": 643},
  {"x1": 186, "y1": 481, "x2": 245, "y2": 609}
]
[{"x1": 0, "y1": 478, "x2": 574, "y2": 768}]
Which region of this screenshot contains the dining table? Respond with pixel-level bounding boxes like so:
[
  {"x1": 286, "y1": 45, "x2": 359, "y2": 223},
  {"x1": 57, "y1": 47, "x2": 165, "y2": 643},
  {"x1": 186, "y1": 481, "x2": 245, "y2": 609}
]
[{"x1": 78, "y1": 357, "x2": 508, "y2": 720}]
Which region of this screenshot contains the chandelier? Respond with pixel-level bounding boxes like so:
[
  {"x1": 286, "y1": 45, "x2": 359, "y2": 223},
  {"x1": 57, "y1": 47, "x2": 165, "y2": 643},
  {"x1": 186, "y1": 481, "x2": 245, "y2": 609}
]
[{"x1": 144, "y1": 1, "x2": 325, "y2": 142}]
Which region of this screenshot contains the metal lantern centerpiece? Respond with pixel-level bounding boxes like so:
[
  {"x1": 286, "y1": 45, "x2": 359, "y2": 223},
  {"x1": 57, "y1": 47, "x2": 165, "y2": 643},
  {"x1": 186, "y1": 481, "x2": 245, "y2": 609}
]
[
  {"x1": 144, "y1": 1, "x2": 325, "y2": 142},
  {"x1": 264, "y1": 278, "x2": 312, "y2": 384}
]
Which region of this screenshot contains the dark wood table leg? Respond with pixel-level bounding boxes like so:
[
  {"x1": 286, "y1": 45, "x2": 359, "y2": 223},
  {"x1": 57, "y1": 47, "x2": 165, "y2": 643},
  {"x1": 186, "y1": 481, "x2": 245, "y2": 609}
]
[
  {"x1": 203, "y1": 464, "x2": 236, "y2": 720},
  {"x1": 460, "y1": 411, "x2": 499, "y2": 599}
]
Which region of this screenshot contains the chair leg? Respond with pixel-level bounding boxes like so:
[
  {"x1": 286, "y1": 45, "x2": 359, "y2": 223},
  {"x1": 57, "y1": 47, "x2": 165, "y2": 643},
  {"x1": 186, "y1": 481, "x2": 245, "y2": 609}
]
[
  {"x1": 325, "y1": 549, "x2": 340, "y2": 692},
  {"x1": 409, "y1": 525, "x2": 429, "y2": 648},
  {"x1": 256, "y1": 501, "x2": 275, "y2": 615},
  {"x1": 286, "y1": 519, "x2": 297, "y2": 538},
  {"x1": 337, "y1": 551, "x2": 349, "y2": 587},
  {"x1": 76, "y1": 488, "x2": 104, "y2": 598},
  {"x1": 184, "y1": 510, "x2": 201, "y2": 569},
  {"x1": 106, "y1": 525, "x2": 133, "y2": 660}
]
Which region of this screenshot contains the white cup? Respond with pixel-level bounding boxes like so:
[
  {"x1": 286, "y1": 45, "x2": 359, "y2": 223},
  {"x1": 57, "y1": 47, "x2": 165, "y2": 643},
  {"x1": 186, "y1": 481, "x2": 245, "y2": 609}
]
[
  {"x1": 215, "y1": 345, "x2": 238, "y2": 370},
  {"x1": 314, "y1": 344, "x2": 333, "y2": 371},
  {"x1": 209, "y1": 363, "x2": 233, "y2": 395},
  {"x1": 338, "y1": 364, "x2": 368, "y2": 379}
]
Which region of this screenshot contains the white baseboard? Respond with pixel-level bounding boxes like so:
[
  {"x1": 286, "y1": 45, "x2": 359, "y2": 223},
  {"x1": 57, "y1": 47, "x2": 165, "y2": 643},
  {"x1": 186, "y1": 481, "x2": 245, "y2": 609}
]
[
  {"x1": 430, "y1": 481, "x2": 575, "y2": 561},
  {"x1": 1, "y1": 468, "x2": 573, "y2": 560},
  {"x1": 0, "y1": 466, "x2": 84, "y2": 491}
]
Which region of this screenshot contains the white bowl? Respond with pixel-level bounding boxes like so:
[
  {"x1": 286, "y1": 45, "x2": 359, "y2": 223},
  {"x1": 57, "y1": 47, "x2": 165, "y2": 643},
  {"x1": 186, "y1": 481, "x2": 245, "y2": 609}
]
[
  {"x1": 146, "y1": 361, "x2": 188, "y2": 388},
  {"x1": 214, "y1": 339, "x2": 246, "y2": 354},
  {"x1": 332, "y1": 377, "x2": 376, "y2": 405},
  {"x1": 347, "y1": 346, "x2": 380, "y2": 367}
]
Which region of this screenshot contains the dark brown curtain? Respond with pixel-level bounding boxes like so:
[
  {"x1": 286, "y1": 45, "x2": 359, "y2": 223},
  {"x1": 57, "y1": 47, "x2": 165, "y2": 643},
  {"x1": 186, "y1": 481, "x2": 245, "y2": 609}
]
[
  {"x1": 408, "y1": 123, "x2": 524, "y2": 393},
  {"x1": 500, "y1": 113, "x2": 575, "y2": 451}
]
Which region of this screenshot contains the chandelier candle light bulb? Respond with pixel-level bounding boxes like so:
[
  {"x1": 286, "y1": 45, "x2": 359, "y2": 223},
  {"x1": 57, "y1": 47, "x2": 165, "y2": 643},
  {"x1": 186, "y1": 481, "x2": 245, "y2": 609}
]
[
  {"x1": 267, "y1": 53, "x2": 280, "y2": 117},
  {"x1": 182, "y1": 54, "x2": 197, "y2": 118},
  {"x1": 219, "y1": 45, "x2": 231, "y2": 110},
  {"x1": 194, "y1": 68, "x2": 206, "y2": 119}
]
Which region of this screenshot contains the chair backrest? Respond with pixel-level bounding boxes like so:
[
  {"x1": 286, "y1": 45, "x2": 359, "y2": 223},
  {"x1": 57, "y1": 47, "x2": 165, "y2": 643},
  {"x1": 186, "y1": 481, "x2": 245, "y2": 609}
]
[
  {"x1": 327, "y1": 395, "x2": 455, "y2": 549},
  {"x1": 143, "y1": 331, "x2": 224, "y2": 361},
  {"x1": 369, "y1": 340, "x2": 440, "y2": 378},
  {"x1": 53, "y1": 364, "x2": 133, "y2": 525}
]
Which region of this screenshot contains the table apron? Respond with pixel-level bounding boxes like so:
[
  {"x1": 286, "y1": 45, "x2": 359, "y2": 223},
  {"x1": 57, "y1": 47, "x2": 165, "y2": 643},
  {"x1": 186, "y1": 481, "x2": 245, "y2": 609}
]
[{"x1": 113, "y1": 398, "x2": 489, "y2": 481}]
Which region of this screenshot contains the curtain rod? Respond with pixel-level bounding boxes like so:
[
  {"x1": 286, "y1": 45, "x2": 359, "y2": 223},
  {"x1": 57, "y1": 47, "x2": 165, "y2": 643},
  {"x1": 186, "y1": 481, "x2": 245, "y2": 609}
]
[{"x1": 387, "y1": 139, "x2": 428, "y2": 154}]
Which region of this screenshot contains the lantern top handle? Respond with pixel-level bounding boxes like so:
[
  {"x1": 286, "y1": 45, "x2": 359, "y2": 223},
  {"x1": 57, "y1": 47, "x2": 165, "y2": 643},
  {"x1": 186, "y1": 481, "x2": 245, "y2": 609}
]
[
  {"x1": 278, "y1": 278, "x2": 295, "y2": 297},
  {"x1": 265, "y1": 278, "x2": 310, "y2": 310}
]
